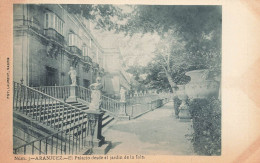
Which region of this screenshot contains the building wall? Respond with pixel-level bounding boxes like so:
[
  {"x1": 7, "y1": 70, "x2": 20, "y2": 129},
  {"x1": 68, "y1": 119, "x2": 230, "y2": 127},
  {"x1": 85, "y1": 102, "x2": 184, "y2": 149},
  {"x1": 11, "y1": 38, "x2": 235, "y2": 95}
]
[
  {"x1": 13, "y1": 33, "x2": 29, "y2": 85},
  {"x1": 13, "y1": 4, "x2": 101, "y2": 88},
  {"x1": 102, "y1": 48, "x2": 131, "y2": 95},
  {"x1": 13, "y1": 4, "x2": 130, "y2": 96}
]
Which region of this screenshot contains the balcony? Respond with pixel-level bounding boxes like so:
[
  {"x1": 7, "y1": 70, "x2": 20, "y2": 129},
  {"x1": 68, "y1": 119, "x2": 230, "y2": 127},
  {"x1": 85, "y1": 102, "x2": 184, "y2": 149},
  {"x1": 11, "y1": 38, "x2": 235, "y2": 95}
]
[
  {"x1": 92, "y1": 62, "x2": 99, "y2": 69},
  {"x1": 83, "y1": 56, "x2": 92, "y2": 63},
  {"x1": 69, "y1": 46, "x2": 82, "y2": 56},
  {"x1": 14, "y1": 16, "x2": 42, "y2": 34},
  {"x1": 99, "y1": 67, "x2": 105, "y2": 74},
  {"x1": 44, "y1": 28, "x2": 64, "y2": 44}
]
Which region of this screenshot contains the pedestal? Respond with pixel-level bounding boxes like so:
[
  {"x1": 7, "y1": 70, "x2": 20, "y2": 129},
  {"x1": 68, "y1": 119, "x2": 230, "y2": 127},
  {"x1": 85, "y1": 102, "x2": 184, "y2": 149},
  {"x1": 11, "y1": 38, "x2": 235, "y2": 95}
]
[
  {"x1": 118, "y1": 102, "x2": 130, "y2": 120},
  {"x1": 178, "y1": 101, "x2": 191, "y2": 122},
  {"x1": 66, "y1": 85, "x2": 77, "y2": 102},
  {"x1": 84, "y1": 110, "x2": 105, "y2": 147},
  {"x1": 83, "y1": 110, "x2": 111, "y2": 154}
]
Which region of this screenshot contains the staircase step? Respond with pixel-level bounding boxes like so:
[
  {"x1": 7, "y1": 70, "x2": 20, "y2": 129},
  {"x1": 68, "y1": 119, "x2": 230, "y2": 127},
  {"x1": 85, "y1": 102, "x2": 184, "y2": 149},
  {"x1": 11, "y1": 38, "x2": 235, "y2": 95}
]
[
  {"x1": 25, "y1": 108, "x2": 78, "y2": 122},
  {"x1": 66, "y1": 101, "x2": 78, "y2": 104},
  {"x1": 15, "y1": 105, "x2": 73, "y2": 116},
  {"x1": 21, "y1": 106, "x2": 89, "y2": 121},
  {"x1": 53, "y1": 115, "x2": 88, "y2": 129},
  {"x1": 71, "y1": 103, "x2": 84, "y2": 106},
  {"x1": 102, "y1": 116, "x2": 114, "y2": 128},
  {"x1": 13, "y1": 110, "x2": 56, "y2": 135},
  {"x1": 13, "y1": 118, "x2": 49, "y2": 140},
  {"x1": 102, "y1": 114, "x2": 110, "y2": 121}
]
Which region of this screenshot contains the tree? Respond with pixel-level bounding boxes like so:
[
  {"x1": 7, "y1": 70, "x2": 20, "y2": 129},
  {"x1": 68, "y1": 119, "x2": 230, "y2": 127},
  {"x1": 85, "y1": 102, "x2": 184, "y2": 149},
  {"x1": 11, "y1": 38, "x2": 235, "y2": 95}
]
[
  {"x1": 118, "y1": 5, "x2": 221, "y2": 55},
  {"x1": 65, "y1": 4, "x2": 221, "y2": 97},
  {"x1": 119, "y1": 6, "x2": 221, "y2": 95},
  {"x1": 65, "y1": 4, "x2": 127, "y2": 31}
]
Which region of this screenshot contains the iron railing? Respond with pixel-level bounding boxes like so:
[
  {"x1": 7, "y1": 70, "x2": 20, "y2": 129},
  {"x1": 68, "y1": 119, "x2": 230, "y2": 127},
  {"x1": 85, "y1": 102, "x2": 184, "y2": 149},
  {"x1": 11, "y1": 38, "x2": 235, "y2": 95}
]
[
  {"x1": 13, "y1": 82, "x2": 98, "y2": 155},
  {"x1": 101, "y1": 95, "x2": 121, "y2": 115},
  {"x1": 77, "y1": 86, "x2": 91, "y2": 103},
  {"x1": 126, "y1": 94, "x2": 159, "y2": 105},
  {"x1": 77, "y1": 86, "x2": 121, "y2": 115},
  {"x1": 13, "y1": 119, "x2": 95, "y2": 155},
  {"x1": 31, "y1": 85, "x2": 169, "y2": 119},
  {"x1": 33, "y1": 85, "x2": 122, "y2": 116},
  {"x1": 127, "y1": 99, "x2": 165, "y2": 118},
  {"x1": 32, "y1": 85, "x2": 71, "y2": 101}
]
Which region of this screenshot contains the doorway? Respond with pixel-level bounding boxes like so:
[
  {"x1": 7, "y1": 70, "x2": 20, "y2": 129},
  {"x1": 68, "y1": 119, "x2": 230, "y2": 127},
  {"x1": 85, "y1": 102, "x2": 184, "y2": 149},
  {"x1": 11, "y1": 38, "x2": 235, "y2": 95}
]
[{"x1": 46, "y1": 66, "x2": 58, "y2": 86}]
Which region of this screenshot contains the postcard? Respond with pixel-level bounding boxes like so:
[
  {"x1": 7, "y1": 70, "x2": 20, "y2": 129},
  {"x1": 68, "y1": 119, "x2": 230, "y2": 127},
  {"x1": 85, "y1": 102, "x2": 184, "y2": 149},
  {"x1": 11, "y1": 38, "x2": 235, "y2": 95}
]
[{"x1": 0, "y1": 0, "x2": 260, "y2": 162}]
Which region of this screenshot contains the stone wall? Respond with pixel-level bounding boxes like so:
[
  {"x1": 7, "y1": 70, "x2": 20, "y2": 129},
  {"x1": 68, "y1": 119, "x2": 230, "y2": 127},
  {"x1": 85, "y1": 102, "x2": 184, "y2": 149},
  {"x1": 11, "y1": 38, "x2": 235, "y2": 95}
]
[{"x1": 13, "y1": 4, "x2": 96, "y2": 87}]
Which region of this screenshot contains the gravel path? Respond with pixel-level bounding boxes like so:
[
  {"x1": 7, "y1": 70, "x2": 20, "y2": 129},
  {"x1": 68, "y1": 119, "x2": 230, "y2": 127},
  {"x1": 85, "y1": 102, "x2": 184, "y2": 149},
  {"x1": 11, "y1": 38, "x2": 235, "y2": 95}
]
[{"x1": 103, "y1": 102, "x2": 194, "y2": 155}]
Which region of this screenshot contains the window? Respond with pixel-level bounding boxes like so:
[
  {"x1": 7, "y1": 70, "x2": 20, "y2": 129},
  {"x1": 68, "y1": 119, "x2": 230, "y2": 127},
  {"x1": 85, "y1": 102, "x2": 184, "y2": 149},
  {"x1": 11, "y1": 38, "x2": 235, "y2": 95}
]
[
  {"x1": 44, "y1": 12, "x2": 64, "y2": 35},
  {"x1": 83, "y1": 79, "x2": 90, "y2": 88},
  {"x1": 45, "y1": 14, "x2": 48, "y2": 27},
  {"x1": 68, "y1": 33, "x2": 82, "y2": 48},
  {"x1": 82, "y1": 45, "x2": 86, "y2": 56},
  {"x1": 82, "y1": 45, "x2": 89, "y2": 56}
]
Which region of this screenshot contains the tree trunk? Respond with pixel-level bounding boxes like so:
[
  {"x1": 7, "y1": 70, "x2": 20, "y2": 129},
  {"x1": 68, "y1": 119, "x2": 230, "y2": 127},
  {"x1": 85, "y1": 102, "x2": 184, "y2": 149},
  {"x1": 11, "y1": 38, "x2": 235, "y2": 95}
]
[{"x1": 165, "y1": 71, "x2": 177, "y2": 92}]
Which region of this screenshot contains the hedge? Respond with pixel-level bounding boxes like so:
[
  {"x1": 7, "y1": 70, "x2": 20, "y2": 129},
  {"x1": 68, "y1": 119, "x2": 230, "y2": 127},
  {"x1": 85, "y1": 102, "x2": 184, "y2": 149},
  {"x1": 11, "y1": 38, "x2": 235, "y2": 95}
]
[{"x1": 189, "y1": 97, "x2": 221, "y2": 155}]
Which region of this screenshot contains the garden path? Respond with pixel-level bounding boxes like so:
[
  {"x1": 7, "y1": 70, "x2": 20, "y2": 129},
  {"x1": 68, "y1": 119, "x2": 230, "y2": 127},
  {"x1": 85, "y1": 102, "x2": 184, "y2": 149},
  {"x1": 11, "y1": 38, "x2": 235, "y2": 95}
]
[{"x1": 103, "y1": 102, "x2": 195, "y2": 155}]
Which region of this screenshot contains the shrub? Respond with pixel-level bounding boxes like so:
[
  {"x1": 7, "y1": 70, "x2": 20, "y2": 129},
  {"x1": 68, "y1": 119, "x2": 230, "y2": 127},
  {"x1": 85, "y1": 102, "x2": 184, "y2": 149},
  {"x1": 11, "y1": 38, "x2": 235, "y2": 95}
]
[{"x1": 189, "y1": 97, "x2": 221, "y2": 155}]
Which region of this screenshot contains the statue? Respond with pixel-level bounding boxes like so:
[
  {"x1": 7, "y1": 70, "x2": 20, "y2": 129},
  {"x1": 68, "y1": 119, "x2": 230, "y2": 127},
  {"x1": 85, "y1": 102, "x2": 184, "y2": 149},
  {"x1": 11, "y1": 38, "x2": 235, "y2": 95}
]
[
  {"x1": 68, "y1": 66, "x2": 77, "y2": 86},
  {"x1": 89, "y1": 77, "x2": 103, "y2": 110},
  {"x1": 120, "y1": 87, "x2": 126, "y2": 102}
]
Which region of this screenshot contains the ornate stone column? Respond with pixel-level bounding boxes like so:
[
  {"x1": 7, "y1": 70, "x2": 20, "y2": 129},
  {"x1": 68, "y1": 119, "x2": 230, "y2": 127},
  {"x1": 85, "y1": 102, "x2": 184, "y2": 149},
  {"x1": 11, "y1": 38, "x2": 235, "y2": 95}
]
[
  {"x1": 85, "y1": 110, "x2": 105, "y2": 147},
  {"x1": 82, "y1": 110, "x2": 111, "y2": 155}
]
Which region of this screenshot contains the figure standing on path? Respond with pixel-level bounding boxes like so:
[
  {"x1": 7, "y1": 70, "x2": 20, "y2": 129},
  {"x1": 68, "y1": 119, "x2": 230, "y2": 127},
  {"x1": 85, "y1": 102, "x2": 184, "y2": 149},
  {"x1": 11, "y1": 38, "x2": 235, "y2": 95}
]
[
  {"x1": 89, "y1": 77, "x2": 103, "y2": 110},
  {"x1": 68, "y1": 66, "x2": 77, "y2": 86}
]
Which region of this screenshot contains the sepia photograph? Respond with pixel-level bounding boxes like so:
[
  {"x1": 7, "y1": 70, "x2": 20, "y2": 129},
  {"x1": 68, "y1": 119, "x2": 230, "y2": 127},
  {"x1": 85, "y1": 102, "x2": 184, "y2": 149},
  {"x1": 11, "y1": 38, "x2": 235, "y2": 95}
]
[{"x1": 12, "y1": 4, "x2": 222, "y2": 156}]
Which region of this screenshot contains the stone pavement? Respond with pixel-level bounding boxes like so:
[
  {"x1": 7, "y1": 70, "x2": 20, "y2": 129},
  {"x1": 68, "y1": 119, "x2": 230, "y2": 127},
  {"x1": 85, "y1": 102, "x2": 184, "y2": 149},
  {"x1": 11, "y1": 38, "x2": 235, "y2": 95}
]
[{"x1": 103, "y1": 102, "x2": 195, "y2": 155}]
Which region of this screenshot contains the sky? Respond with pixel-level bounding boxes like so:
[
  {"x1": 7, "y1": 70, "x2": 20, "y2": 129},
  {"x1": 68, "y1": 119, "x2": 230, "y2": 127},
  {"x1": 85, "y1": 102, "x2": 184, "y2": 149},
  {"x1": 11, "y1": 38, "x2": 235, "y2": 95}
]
[
  {"x1": 91, "y1": 27, "x2": 161, "y2": 67},
  {"x1": 89, "y1": 5, "x2": 162, "y2": 68}
]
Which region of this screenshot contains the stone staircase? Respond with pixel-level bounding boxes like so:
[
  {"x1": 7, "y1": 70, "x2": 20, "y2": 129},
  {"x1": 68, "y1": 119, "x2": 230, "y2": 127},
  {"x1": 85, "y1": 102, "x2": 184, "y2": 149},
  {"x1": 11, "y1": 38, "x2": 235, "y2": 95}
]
[
  {"x1": 13, "y1": 101, "x2": 116, "y2": 146},
  {"x1": 13, "y1": 82, "x2": 117, "y2": 155},
  {"x1": 67, "y1": 101, "x2": 116, "y2": 133}
]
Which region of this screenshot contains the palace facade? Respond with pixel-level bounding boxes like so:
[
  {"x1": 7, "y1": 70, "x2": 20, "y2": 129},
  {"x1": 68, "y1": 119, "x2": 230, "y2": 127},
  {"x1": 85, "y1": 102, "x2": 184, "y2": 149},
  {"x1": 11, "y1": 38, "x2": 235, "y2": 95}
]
[{"x1": 13, "y1": 4, "x2": 130, "y2": 95}]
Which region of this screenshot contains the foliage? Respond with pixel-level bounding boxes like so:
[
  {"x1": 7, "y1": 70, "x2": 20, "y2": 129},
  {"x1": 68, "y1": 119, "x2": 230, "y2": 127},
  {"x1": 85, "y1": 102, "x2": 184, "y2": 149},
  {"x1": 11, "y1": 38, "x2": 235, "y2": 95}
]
[
  {"x1": 66, "y1": 5, "x2": 222, "y2": 93},
  {"x1": 189, "y1": 97, "x2": 221, "y2": 155},
  {"x1": 119, "y1": 6, "x2": 222, "y2": 57},
  {"x1": 122, "y1": 5, "x2": 222, "y2": 92},
  {"x1": 65, "y1": 4, "x2": 127, "y2": 31}
]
